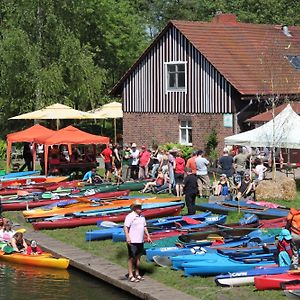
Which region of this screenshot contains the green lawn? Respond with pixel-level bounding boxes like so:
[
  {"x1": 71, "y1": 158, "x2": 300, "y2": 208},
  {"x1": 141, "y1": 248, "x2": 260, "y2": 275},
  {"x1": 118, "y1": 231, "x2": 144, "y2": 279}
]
[{"x1": 3, "y1": 181, "x2": 300, "y2": 300}]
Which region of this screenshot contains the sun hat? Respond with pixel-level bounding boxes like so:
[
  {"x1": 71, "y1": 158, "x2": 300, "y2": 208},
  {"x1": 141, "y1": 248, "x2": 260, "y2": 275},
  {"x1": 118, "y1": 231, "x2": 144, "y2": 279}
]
[
  {"x1": 130, "y1": 200, "x2": 142, "y2": 209},
  {"x1": 278, "y1": 229, "x2": 292, "y2": 241},
  {"x1": 131, "y1": 143, "x2": 137, "y2": 148}
]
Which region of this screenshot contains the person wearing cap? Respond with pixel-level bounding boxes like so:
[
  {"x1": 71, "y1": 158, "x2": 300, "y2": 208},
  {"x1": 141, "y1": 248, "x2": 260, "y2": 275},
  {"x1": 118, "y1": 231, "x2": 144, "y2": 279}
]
[
  {"x1": 286, "y1": 208, "x2": 300, "y2": 267},
  {"x1": 213, "y1": 174, "x2": 229, "y2": 196},
  {"x1": 124, "y1": 200, "x2": 151, "y2": 282},
  {"x1": 130, "y1": 143, "x2": 140, "y2": 180},
  {"x1": 27, "y1": 240, "x2": 43, "y2": 255},
  {"x1": 183, "y1": 168, "x2": 198, "y2": 215},
  {"x1": 275, "y1": 229, "x2": 292, "y2": 267},
  {"x1": 101, "y1": 144, "x2": 113, "y2": 181},
  {"x1": 138, "y1": 145, "x2": 151, "y2": 179}
]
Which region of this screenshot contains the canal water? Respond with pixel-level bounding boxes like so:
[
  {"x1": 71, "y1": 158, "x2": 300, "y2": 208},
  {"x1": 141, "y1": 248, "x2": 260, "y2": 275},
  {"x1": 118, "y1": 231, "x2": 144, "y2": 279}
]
[{"x1": 0, "y1": 262, "x2": 137, "y2": 300}]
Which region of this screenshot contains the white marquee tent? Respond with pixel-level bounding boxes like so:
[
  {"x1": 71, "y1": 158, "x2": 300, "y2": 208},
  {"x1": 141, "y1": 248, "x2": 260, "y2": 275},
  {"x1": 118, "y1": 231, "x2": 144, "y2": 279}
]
[{"x1": 225, "y1": 104, "x2": 300, "y2": 149}]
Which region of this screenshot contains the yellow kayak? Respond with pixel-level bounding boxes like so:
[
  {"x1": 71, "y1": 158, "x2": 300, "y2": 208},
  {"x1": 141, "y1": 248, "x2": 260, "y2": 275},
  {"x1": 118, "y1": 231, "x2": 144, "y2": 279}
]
[
  {"x1": 23, "y1": 197, "x2": 182, "y2": 220},
  {"x1": 0, "y1": 251, "x2": 69, "y2": 269}
]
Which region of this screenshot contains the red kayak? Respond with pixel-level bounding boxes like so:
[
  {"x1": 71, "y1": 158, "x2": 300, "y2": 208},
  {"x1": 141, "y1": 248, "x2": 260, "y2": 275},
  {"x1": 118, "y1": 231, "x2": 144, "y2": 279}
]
[
  {"x1": 2, "y1": 190, "x2": 130, "y2": 211},
  {"x1": 255, "y1": 273, "x2": 300, "y2": 290},
  {"x1": 32, "y1": 204, "x2": 183, "y2": 230},
  {"x1": 260, "y1": 217, "x2": 287, "y2": 228}
]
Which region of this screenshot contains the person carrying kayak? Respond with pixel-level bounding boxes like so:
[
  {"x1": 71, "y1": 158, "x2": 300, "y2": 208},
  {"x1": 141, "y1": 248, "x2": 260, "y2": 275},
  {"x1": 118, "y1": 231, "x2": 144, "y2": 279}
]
[{"x1": 124, "y1": 200, "x2": 152, "y2": 282}]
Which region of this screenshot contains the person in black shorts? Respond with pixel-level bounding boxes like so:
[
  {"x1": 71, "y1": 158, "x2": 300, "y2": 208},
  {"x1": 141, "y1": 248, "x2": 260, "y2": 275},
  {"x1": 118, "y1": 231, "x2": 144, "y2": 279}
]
[{"x1": 183, "y1": 168, "x2": 198, "y2": 215}]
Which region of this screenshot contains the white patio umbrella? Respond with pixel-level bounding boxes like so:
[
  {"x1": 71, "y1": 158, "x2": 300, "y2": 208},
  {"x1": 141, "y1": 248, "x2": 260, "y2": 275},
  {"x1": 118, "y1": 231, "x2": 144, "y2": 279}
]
[
  {"x1": 87, "y1": 102, "x2": 123, "y2": 143},
  {"x1": 9, "y1": 103, "x2": 94, "y2": 129}
]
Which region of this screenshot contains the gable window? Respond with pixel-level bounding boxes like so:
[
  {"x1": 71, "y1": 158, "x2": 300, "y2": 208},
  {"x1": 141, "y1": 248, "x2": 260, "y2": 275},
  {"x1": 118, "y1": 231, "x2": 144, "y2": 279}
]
[
  {"x1": 179, "y1": 120, "x2": 192, "y2": 145},
  {"x1": 286, "y1": 55, "x2": 300, "y2": 70},
  {"x1": 165, "y1": 62, "x2": 187, "y2": 92}
]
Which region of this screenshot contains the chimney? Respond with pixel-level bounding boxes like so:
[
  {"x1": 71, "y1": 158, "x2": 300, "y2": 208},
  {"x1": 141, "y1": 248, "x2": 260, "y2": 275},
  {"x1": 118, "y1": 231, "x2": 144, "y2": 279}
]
[
  {"x1": 212, "y1": 13, "x2": 238, "y2": 24},
  {"x1": 282, "y1": 25, "x2": 292, "y2": 37}
]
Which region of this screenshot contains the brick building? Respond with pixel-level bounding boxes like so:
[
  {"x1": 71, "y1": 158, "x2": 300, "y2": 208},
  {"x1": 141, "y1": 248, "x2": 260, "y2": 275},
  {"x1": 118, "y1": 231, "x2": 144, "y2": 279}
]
[{"x1": 111, "y1": 14, "x2": 300, "y2": 151}]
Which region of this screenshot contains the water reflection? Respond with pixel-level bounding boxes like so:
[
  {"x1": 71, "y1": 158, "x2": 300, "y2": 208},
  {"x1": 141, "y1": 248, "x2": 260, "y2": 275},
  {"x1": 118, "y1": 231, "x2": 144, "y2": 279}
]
[{"x1": 0, "y1": 262, "x2": 136, "y2": 300}]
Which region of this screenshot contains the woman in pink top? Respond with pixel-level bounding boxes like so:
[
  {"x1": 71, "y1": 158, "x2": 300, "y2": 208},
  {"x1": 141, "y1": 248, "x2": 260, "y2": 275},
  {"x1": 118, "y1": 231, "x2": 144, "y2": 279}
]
[{"x1": 174, "y1": 152, "x2": 185, "y2": 197}]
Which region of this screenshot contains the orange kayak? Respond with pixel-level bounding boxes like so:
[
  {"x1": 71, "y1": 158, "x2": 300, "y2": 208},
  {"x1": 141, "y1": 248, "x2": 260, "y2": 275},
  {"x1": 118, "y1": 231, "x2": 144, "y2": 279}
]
[
  {"x1": 0, "y1": 251, "x2": 69, "y2": 269},
  {"x1": 23, "y1": 197, "x2": 182, "y2": 220}
]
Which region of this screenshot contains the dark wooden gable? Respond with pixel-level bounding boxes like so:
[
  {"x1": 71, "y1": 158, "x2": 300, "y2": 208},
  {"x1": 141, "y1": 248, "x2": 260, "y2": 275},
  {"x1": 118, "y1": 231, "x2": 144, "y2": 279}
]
[{"x1": 121, "y1": 25, "x2": 234, "y2": 114}]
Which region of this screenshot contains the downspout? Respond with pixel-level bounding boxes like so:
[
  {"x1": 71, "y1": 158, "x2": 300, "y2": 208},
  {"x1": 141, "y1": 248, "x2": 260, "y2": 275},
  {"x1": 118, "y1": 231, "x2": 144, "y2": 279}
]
[{"x1": 234, "y1": 100, "x2": 253, "y2": 134}]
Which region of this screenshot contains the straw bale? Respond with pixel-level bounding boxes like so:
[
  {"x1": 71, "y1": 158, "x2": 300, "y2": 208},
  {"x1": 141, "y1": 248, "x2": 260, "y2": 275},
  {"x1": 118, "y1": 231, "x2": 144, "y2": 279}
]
[{"x1": 256, "y1": 177, "x2": 297, "y2": 201}]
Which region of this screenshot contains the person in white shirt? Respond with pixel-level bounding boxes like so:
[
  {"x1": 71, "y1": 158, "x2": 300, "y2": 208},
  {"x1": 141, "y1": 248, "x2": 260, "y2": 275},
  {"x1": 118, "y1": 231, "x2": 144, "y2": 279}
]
[{"x1": 254, "y1": 159, "x2": 268, "y2": 182}]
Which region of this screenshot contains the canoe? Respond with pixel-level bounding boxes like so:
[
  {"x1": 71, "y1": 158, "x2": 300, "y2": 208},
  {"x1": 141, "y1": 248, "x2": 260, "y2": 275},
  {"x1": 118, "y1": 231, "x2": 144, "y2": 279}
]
[
  {"x1": 0, "y1": 171, "x2": 39, "y2": 179},
  {"x1": 23, "y1": 196, "x2": 182, "y2": 220},
  {"x1": 254, "y1": 273, "x2": 300, "y2": 290},
  {"x1": 0, "y1": 176, "x2": 69, "y2": 188},
  {"x1": 86, "y1": 212, "x2": 214, "y2": 241},
  {"x1": 0, "y1": 251, "x2": 69, "y2": 269},
  {"x1": 196, "y1": 200, "x2": 289, "y2": 219},
  {"x1": 111, "y1": 214, "x2": 227, "y2": 242},
  {"x1": 2, "y1": 190, "x2": 130, "y2": 211},
  {"x1": 260, "y1": 217, "x2": 287, "y2": 228},
  {"x1": 182, "y1": 254, "x2": 274, "y2": 276},
  {"x1": 32, "y1": 203, "x2": 184, "y2": 230},
  {"x1": 215, "y1": 266, "x2": 289, "y2": 286}
]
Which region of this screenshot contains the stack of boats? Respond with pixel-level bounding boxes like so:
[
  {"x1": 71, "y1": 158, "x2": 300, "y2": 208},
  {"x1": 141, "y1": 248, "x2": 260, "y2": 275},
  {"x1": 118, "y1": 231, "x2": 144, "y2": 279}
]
[{"x1": 1, "y1": 170, "x2": 298, "y2": 296}]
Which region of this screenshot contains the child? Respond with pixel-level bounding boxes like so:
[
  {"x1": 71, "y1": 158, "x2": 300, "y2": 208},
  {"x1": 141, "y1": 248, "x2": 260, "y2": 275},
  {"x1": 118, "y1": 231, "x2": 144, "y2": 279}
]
[
  {"x1": 27, "y1": 240, "x2": 43, "y2": 255},
  {"x1": 275, "y1": 228, "x2": 292, "y2": 267}
]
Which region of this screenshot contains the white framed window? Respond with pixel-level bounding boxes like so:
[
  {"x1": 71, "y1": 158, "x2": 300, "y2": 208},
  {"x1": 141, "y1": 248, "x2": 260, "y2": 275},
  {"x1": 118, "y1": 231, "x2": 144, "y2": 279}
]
[
  {"x1": 179, "y1": 120, "x2": 192, "y2": 145},
  {"x1": 165, "y1": 61, "x2": 187, "y2": 93}
]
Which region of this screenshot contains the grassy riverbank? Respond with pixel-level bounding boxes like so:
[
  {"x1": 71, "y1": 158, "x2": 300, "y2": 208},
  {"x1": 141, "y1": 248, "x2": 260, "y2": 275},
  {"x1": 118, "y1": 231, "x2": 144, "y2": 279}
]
[{"x1": 4, "y1": 187, "x2": 300, "y2": 300}]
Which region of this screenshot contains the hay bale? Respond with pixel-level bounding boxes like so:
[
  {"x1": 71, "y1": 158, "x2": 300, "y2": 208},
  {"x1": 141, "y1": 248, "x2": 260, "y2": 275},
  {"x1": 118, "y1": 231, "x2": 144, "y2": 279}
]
[{"x1": 256, "y1": 177, "x2": 297, "y2": 201}]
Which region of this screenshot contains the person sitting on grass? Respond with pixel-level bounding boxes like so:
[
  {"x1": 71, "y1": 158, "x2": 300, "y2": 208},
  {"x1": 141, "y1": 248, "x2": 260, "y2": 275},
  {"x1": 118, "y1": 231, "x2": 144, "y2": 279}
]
[
  {"x1": 82, "y1": 167, "x2": 97, "y2": 184},
  {"x1": 27, "y1": 240, "x2": 43, "y2": 255},
  {"x1": 235, "y1": 172, "x2": 255, "y2": 200},
  {"x1": 11, "y1": 232, "x2": 28, "y2": 253},
  {"x1": 141, "y1": 171, "x2": 165, "y2": 193},
  {"x1": 213, "y1": 174, "x2": 230, "y2": 196}
]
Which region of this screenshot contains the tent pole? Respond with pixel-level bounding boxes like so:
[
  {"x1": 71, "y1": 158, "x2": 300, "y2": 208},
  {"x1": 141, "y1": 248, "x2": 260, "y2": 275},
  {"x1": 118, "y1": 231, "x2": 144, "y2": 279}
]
[
  {"x1": 56, "y1": 119, "x2": 60, "y2": 130},
  {"x1": 114, "y1": 118, "x2": 117, "y2": 144}
]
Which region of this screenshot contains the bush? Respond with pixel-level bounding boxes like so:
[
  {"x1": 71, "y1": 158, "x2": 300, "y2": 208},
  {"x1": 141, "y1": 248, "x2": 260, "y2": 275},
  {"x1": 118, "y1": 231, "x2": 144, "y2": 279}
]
[
  {"x1": 160, "y1": 143, "x2": 194, "y2": 161},
  {"x1": 0, "y1": 140, "x2": 7, "y2": 160}
]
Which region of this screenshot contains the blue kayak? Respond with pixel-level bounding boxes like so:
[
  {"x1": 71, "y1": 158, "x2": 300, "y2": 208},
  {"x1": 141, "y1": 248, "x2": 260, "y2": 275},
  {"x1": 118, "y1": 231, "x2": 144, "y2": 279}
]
[
  {"x1": 215, "y1": 266, "x2": 289, "y2": 286},
  {"x1": 0, "y1": 171, "x2": 39, "y2": 179},
  {"x1": 196, "y1": 200, "x2": 289, "y2": 219},
  {"x1": 182, "y1": 254, "x2": 275, "y2": 276},
  {"x1": 111, "y1": 214, "x2": 227, "y2": 243},
  {"x1": 87, "y1": 212, "x2": 214, "y2": 241}
]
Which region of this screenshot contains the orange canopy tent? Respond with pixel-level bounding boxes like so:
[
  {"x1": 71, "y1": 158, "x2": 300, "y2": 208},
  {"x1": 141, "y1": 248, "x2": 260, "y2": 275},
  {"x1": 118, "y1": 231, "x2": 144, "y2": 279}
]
[
  {"x1": 34, "y1": 125, "x2": 109, "y2": 175},
  {"x1": 6, "y1": 124, "x2": 55, "y2": 171}
]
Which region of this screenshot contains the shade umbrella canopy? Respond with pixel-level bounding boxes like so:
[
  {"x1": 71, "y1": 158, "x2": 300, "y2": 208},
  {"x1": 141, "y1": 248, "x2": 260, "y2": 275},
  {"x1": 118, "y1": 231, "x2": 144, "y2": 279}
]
[
  {"x1": 34, "y1": 125, "x2": 109, "y2": 175},
  {"x1": 225, "y1": 104, "x2": 300, "y2": 149},
  {"x1": 6, "y1": 124, "x2": 55, "y2": 170},
  {"x1": 88, "y1": 102, "x2": 123, "y2": 119},
  {"x1": 9, "y1": 103, "x2": 94, "y2": 120}
]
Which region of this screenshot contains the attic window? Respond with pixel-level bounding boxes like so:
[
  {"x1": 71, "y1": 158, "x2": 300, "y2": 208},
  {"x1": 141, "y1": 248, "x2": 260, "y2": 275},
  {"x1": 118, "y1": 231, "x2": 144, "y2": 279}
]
[
  {"x1": 165, "y1": 61, "x2": 187, "y2": 93},
  {"x1": 287, "y1": 55, "x2": 300, "y2": 70}
]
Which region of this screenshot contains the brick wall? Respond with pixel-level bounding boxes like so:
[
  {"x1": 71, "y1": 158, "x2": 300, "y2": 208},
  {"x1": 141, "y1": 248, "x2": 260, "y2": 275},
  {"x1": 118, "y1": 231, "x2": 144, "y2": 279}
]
[{"x1": 123, "y1": 113, "x2": 234, "y2": 154}]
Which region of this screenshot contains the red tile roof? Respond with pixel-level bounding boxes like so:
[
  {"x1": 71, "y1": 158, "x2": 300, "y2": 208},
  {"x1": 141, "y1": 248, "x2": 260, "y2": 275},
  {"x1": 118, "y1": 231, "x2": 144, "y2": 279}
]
[
  {"x1": 247, "y1": 102, "x2": 300, "y2": 122},
  {"x1": 111, "y1": 14, "x2": 300, "y2": 96},
  {"x1": 172, "y1": 15, "x2": 300, "y2": 95}
]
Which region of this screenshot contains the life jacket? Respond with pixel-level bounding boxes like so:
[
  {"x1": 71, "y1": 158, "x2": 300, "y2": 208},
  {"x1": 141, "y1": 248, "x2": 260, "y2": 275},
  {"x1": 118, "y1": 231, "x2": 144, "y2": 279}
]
[{"x1": 287, "y1": 208, "x2": 300, "y2": 235}]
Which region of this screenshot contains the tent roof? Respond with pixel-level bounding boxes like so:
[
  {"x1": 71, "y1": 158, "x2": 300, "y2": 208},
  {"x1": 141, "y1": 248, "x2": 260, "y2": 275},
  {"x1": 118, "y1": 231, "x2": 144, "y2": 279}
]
[
  {"x1": 34, "y1": 125, "x2": 109, "y2": 146},
  {"x1": 7, "y1": 124, "x2": 55, "y2": 143},
  {"x1": 246, "y1": 102, "x2": 300, "y2": 123},
  {"x1": 224, "y1": 104, "x2": 300, "y2": 149}
]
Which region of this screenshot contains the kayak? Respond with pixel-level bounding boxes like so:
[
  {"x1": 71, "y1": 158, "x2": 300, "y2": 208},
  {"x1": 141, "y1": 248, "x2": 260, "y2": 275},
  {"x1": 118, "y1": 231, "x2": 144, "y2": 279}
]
[
  {"x1": 0, "y1": 176, "x2": 69, "y2": 187},
  {"x1": 0, "y1": 251, "x2": 69, "y2": 269},
  {"x1": 2, "y1": 190, "x2": 130, "y2": 211},
  {"x1": 196, "y1": 200, "x2": 289, "y2": 219},
  {"x1": 32, "y1": 203, "x2": 184, "y2": 230},
  {"x1": 0, "y1": 171, "x2": 39, "y2": 179},
  {"x1": 215, "y1": 266, "x2": 289, "y2": 286},
  {"x1": 111, "y1": 214, "x2": 227, "y2": 242},
  {"x1": 86, "y1": 212, "x2": 216, "y2": 241},
  {"x1": 254, "y1": 273, "x2": 300, "y2": 290},
  {"x1": 182, "y1": 254, "x2": 274, "y2": 276},
  {"x1": 23, "y1": 196, "x2": 182, "y2": 220}
]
